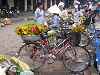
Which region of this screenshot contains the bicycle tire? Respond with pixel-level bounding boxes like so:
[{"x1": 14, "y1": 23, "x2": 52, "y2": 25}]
[
  {"x1": 17, "y1": 43, "x2": 45, "y2": 70},
  {"x1": 63, "y1": 46, "x2": 91, "y2": 73}
]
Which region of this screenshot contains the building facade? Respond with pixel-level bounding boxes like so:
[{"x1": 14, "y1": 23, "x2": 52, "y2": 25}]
[
  {"x1": 14, "y1": 0, "x2": 63, "y2": 11},
  {"x1": 0, "y1": 0, "x2": 73, "y2": 12}
]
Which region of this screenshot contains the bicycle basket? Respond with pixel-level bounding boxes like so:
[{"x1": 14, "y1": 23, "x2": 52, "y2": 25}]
[{"x1": 21, "y1": 35, "x2": 41, "y2": 43}]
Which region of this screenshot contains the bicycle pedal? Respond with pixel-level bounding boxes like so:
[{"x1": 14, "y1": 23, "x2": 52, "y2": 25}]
[
  {"x1": 47, "y1": 58, "x2": 55, "y2": 64},
  {"x1": 48, "y1": 54, "x2": 56, "y2": 59},
  {"x1": 40, "y1": 55, "x2": 45, "y2": 58}
]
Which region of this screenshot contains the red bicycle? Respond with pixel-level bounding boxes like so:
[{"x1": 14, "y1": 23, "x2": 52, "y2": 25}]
[{"x1": 17, "y1": 31, "x2": 90, "y2": 73}]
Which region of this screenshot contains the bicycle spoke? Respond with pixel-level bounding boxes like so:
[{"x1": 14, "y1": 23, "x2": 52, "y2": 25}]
[
  {"x1": 63, "y1": 47, "x2": 90, "y2": 72},
  {"x1": 18, "y1": 43, "x2": 45, "y2": 70}
]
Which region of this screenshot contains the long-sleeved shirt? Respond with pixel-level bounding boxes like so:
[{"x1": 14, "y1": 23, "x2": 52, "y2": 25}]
[{"x1": 34, "y1": 8, "x2": 46, "y2": 24}]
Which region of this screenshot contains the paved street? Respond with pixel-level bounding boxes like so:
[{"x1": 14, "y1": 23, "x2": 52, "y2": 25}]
[{"x1": 0, "y1": 22, "x2": 22, "y2": 54}]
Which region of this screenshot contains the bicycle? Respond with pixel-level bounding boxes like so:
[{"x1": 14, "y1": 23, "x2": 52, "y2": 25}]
[
  {"x1": 16, "y1": 29, "x2": 90, "y2": 73},
  {"x1": 59, "y1": 22, "x2": 91, "y2": 73}
]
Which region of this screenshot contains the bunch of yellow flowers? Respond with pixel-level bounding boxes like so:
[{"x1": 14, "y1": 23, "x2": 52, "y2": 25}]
[
  {"x1": 16, "y1": 21, "x2": 48, "y2": 36},
  {"x1": 71, "y1": 16, "x2": 86, "y2": 32},
  {"x1": 72, "y1": 23, "x2": 85, "y2": 32},
  {"x1": 0, "y1": 55, "x2": 8, "y2": 63}
]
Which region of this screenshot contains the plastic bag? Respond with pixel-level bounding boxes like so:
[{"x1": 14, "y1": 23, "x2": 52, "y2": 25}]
[{"x1": 20, "y1": 71, "x2": 34, "y2": 75}]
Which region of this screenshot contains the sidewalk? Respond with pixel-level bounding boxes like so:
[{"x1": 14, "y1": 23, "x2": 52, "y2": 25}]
[{"x1": 11, "y1": 16, "x2": 34, "y2": 24}]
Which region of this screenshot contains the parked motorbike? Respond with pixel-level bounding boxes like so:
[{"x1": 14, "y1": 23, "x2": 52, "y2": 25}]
[
  {"x1": 0, "y1": 8, "x2": 9, "y2": 18},
  {"x1": 9, "y1": 7, "x2": 20, "y2": 17},
  {"x1": 0, "y1": 7, "x2": 20, "y2": 18}
]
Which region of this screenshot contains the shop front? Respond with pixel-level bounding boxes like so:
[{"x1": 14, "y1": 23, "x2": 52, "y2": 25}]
[{"x1": 0, "y1": 0, "x2": 65, "y2": 12}]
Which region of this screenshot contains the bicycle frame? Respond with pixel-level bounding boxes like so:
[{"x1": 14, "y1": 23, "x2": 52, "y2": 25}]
[
  {"x1": 52, "y1": 39, "x2": 72, "y2": 55},
  {"x1": 38, "y1": 32, "x2": 73, "y2": 58}
]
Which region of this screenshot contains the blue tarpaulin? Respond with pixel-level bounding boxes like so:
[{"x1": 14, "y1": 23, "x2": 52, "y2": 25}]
[{"x1": 95, "y1": 30, "x2": 100, "y2": 64}]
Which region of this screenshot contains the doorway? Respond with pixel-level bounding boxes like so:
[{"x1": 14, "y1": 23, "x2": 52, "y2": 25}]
[
  {"x1": 14, "y1": 0, "x2": 24, "y2": 12},
  {"x1": 1, "y1": 0, "x2": 8, "y2": 8}
]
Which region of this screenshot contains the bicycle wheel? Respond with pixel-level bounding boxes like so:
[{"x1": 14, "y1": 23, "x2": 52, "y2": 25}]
[
  {"x1": 63, "y1": 47, "x2": 90, "y2": 73},
  {"x1": 17, "y1": 43, "x2": 33, "y2": 57},
  {"x1": 79, "y1": 32, "x2": 90, "y2": 47},
  {"x1": 17, "y1": 43, "x2": 45, "y2": 70}
]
